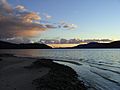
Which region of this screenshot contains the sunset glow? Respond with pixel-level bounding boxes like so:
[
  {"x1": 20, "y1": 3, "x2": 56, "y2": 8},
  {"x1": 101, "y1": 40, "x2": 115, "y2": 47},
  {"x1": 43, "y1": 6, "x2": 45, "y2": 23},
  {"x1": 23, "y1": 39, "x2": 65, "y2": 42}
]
[
  {"x1": 1, "y1": 1, "x2": 120, "y2": 90},
  {"x1": 48, "y1": 44, "x2": 79, "y2": 48},
  {"x1": 0, "y1": 0, "x2": 120, "y2": 44}
]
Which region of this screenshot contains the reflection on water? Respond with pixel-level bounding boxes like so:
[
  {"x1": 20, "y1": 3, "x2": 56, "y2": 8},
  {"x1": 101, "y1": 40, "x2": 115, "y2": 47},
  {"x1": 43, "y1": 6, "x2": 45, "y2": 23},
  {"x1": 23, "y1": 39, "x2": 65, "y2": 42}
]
[
  {"x1": 1, "y1": 49, "x2": 120, "y2": 62},
  {"x1": 1, "y1": 49, "x2": 120, "y2": 90}
]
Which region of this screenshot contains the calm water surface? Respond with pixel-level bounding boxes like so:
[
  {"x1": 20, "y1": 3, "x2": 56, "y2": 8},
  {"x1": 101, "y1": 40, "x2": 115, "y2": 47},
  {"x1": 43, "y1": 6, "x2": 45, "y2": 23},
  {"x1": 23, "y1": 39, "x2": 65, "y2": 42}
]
[{"x1": 1, "y1": 49, "x2": 120, "y2": 90}]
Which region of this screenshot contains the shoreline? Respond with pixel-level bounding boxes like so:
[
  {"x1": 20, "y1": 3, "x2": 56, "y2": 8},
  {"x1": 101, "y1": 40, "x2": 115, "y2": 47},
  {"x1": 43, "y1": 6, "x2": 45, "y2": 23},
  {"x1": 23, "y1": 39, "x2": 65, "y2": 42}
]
[{"x1": 0, "y1": 54, "x2": 86, "y2": 90}]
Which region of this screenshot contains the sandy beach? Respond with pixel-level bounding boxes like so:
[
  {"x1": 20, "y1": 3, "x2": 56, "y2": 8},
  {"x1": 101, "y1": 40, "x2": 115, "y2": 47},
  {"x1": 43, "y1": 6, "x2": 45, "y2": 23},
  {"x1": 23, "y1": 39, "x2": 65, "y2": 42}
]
[{"x1": 0, "y1": 54, "x2": 86, "y2": 90}]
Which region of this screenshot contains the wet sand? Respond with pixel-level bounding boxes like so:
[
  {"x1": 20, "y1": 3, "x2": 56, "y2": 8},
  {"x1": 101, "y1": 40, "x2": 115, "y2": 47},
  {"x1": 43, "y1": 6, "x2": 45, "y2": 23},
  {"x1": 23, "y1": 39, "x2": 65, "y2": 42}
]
[{"x1": 0, "y1": 54, "x2": 86, "y2": 90}]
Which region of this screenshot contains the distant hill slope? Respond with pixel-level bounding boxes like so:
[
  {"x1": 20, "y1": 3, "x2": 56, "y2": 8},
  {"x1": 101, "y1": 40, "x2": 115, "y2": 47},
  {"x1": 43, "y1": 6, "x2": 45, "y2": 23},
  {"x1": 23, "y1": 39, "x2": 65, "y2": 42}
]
[
  {"x1": 0, "y1": 41, "x2": 52, "y2": 49},
  {"x1": 72, "y1": 41, "x2": 120, "y2": 48},
  {"x1": 1, "y1": 40, "x2": 120, "y2": 49}
]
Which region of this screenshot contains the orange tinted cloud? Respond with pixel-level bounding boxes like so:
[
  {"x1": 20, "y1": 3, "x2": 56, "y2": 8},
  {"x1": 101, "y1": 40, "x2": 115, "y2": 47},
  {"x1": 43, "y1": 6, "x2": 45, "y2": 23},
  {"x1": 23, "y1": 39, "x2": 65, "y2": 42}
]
[
  {"x1": 14, "y1": 29, "x2": 45, "y2": 37},
  {"x1": 0, "y1": 0, "x2": 77, "y2": 39},
  {"x1": 0, "y1": 1, "x2": 54, "y2": 38}
]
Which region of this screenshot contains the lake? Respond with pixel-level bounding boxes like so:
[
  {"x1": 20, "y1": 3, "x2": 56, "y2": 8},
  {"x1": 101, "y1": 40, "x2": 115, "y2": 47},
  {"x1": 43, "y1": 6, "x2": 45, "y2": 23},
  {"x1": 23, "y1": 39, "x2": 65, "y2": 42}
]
[{"x1": 1, "y1": 49, "x2": 120, "y2": 90}]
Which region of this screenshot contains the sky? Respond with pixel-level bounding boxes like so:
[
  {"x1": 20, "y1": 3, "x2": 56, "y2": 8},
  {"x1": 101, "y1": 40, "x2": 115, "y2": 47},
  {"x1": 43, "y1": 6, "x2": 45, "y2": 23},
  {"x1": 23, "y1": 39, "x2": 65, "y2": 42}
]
[{"x1": 1, "y1": 0, "x2": 120, "y2": 43}]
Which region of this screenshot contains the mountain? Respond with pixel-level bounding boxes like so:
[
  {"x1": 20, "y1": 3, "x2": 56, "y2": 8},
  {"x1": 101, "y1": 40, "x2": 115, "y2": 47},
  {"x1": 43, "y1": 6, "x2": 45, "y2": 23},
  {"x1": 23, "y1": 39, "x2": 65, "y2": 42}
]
[
  {"x1": 0, "y1": 41, "x2": 17, "y2": 49},
  {"x1": 108, "y1": 41, "x2": 120, "y2": 48},
  {"x1": 18, "y1": 43, "x2": 52, "y2": 49},
  {"x1": 72, "y1": 41, "x2": 120, "y2": 48},
  {"x1": 0, "y1": 41, "x2": 52, "y2": 49},
  {"x1": 1, "y1": 40, "x2": 120, "y2": 49}
]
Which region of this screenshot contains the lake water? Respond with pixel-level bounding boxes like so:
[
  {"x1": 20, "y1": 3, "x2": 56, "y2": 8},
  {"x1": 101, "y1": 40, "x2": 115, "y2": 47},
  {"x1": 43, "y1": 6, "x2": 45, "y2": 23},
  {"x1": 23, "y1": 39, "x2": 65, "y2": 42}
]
[{"x1": 1, "y1": 49, "x2": 120, "y2": 90}]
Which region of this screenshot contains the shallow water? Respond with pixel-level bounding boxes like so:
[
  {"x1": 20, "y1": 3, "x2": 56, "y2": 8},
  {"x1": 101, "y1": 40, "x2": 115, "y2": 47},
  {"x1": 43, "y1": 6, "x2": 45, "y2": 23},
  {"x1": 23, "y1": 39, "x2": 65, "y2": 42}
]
[{"x1": 1, "y1": 49, "x2": 120, "y2": 90}]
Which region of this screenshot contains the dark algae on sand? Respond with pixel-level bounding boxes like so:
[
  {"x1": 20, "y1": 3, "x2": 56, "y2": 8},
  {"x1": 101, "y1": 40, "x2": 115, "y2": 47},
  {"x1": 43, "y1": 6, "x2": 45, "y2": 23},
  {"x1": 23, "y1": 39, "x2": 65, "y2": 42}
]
[{"x1": 27, "y1": 59, "x2": 86, "y2": 90}]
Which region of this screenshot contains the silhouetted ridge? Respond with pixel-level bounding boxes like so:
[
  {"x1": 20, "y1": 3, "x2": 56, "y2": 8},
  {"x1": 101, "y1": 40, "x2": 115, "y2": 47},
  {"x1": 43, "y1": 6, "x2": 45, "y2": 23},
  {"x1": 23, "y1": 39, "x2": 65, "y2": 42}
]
[
  {"x1": 0, "y1": 41, "x2": 52, "y2": 49},
  {"x1": 72, "y1": 41, "x2": 120, "y2": 48},
  {"x1": 19, "y1": 43, "x2": 52, "y2": 49},
  {"x1": 109, "y1": 41, "x2": 120, "y2": 48},
  {"x1": 1, "y1": 40, "x2": 120, "y2": 49},
  {"x1": 0, "y1": 41, "x2": 17, "y2": 49}
]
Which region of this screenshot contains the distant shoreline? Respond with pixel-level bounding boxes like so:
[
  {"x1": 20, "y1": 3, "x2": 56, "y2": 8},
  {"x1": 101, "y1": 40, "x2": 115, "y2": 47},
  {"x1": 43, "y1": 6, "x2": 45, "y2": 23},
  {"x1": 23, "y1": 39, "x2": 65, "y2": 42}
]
[{"x1": 1, "y1": 40, "x2": 120, "y2": 49}]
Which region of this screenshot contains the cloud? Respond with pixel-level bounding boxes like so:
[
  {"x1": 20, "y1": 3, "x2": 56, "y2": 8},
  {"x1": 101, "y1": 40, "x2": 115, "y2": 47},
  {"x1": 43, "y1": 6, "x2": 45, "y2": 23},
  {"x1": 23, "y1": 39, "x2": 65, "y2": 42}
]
[
  {"x1": 0, "y1": 1, "x2": 49, "y2": 38},
  {"x1": 0, "y1": 0, "x2": 77, "y2": 39},
  {"x1": 0, "y1": 12, "x2": 46, "y2": 37},
  {"x1": 43, "y1": 13, "x2": 52, "y2": 19},
  {"x1": 0, "y1": 0, "x2": 12, "y2": 13},
  {"x1": 63, "y1": 24, "x2": 77, "y2": 30},
  {"x1": 59, "y1": 21, "x2": 77, "y2": 30},
  {"x1": 15, "y1": 5, "x2": 26, "y2": 11},
  {"x1": 1, "y1": 37, "x2": 31, "y2": 43}
]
